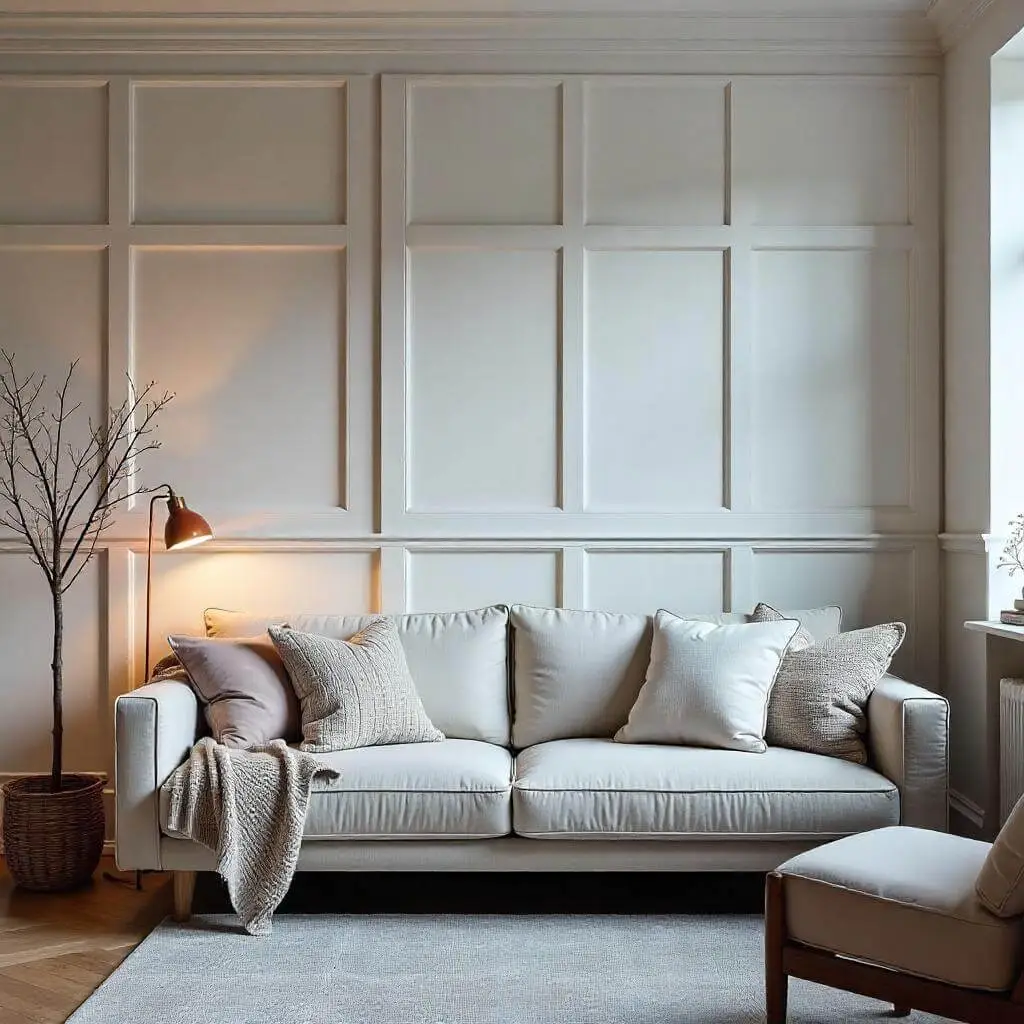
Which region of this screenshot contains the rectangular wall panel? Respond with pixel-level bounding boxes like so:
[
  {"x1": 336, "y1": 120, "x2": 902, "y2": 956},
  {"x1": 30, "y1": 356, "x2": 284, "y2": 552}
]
[
  {"x1": 584, "y1": 79, "x2": 727, "y2": 226},
  {"x1": 584, "y1": 549, "x2": 727, "y2": 616},
  {"x1": 406, "y1": 550, "x2": 559, "y2": 612},
  {"x1": 132, "y1": 248, "x2": 346, "y2": 512},
  {"x1": 0, "y1": 82, "x2": 107, "y2": 224},
  {"x1": 0, "y1": 248, "x2": 106, "y2": 518},
  {"x1": 408, "y1": 80, "x2": 561, "y2": 225},
  {"x1": 751, "y1": 249, "x2": 912, "y2": 511},
  {"x1": 407, "y1": 248, "x2": 560, "y2": 512},
  {"x1": 584, "y1": 250, "x2": 725, "y2": 511},
  {"x1": 133, "y1": 83, "x2": 347, "y2": 224},
  {"x1": 734, "y1": 80, "x2": 911, "y2": 226},
  {"x1": 751, "y1": 547, "x2": 918, "y2": 675},
  {"x1": 132, "y1": 549, "x2": 377, "y2": 678},
  {"x1": 0, "y1": 248, "x2": 105, "y2": 415}
]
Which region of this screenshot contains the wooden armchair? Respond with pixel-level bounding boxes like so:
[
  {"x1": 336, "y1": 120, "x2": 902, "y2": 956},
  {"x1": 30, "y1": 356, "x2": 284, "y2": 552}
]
[{"x1": 765, "y1": 824, "x2": 1024, "y2": 1024}]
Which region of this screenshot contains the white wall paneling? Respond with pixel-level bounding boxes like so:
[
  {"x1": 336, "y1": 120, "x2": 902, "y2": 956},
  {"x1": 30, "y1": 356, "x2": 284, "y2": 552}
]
[
  {"x1": 0, "y1": 63, "x2": 942, "y2": 829},
  {"x1": 382, "y1": 73, "x2": 940, "y2": 539},
  {"x1": 123, "y1": 76, "x2": 374, "y2": 539}
]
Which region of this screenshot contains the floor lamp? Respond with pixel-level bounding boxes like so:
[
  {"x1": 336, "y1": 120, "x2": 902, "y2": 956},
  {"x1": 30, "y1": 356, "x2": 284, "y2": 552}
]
[
  {"x1": 143, "y1": 486, "x2": 214, "y2": 683},
  {"x1": 106, "y1": 487, "x2": 212, "y2": 893}
]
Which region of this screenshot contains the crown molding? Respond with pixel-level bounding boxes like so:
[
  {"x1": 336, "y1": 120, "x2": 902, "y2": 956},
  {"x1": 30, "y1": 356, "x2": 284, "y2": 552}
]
[
  {"x1": 927, "y1": 0, "x2": 998, "y2": 48},
  {"x1": 0, "y1": 10, "x2": 940, "y2": 57}
]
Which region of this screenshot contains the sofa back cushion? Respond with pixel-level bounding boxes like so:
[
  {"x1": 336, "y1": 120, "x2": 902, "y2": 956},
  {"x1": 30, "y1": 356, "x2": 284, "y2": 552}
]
[
  {"x1": 510, "y1": 605, "x2": 738, "y2": 748},
  {"x1": 205, "y1": 605, "x2": 510, "y2": 745},
  {"x1": 510, "y1": 604, "x2": 844, "y2": 748}
]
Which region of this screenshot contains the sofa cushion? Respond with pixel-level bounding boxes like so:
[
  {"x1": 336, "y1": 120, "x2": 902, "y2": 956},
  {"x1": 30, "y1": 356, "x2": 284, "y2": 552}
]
[
  {"x1": 780, "y1": 827, "x2": 1019, "y2": 992},
  {"x1": 512, "y1": 738, "x2": 898, "y2": 838},
  {"x1": 510, "y1": 604, "x2": 844, "y2": 748},
  {"x1": 205, "y1": 606, "x2": 509, "y2": 745},
  {"x1": 161, "y1": 739, "x2": 512, "y2": 840}
]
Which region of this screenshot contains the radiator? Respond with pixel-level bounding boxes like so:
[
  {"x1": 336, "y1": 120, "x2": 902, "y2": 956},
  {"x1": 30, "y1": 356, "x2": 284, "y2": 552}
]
[{"x1": 1001, "y1": 678, "x2": 1024, "y2": 825}]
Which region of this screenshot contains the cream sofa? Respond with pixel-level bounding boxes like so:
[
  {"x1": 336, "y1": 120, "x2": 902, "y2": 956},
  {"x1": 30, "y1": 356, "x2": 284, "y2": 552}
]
[{"x1": 114, "y1": 604, "x2": 949, "y2": 916}]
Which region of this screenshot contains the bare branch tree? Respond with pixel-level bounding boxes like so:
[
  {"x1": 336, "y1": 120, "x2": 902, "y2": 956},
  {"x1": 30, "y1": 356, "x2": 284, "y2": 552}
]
[{"x1": 0, "y1": 350, "x2": 173, "y2": 791}]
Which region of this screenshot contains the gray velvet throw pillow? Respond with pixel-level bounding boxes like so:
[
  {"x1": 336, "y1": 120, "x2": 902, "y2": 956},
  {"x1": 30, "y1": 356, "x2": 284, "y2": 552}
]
[
  {"x1": 268, "y1": 618, "x2": 444, "y2": 752},
  {"x1": 752, "y1": 602, "x2": 906, "y2": 763},
  {"x1": 167, "y1": 633, "x2": 300, "y2": 748}
]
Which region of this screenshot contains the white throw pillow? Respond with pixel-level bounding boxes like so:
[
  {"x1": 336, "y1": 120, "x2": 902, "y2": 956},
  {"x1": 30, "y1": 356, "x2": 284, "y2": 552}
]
[{"x1": 614, "y1": 610, "x2": 799, "y2": 753}]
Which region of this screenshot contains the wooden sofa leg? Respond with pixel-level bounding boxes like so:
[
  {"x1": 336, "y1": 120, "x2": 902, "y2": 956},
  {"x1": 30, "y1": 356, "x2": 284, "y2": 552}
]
[
  {"x1": 765, "y1": 872, "x2": 789, "y2": 1024},
  {"x1": 173, "y1": 871, "x2": 196, "y2": 922}
]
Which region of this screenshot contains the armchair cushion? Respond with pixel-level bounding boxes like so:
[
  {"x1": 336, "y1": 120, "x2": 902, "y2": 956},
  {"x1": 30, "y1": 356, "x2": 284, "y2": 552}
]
[{"x1": 779, "y1": 826, "x2": 1020, "y2": 992}]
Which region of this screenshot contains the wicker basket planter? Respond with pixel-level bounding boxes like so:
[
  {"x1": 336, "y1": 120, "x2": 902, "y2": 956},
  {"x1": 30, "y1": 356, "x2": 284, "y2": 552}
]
[{"x1": 1, "y1": 774, "x2": 106, "y2": 891}]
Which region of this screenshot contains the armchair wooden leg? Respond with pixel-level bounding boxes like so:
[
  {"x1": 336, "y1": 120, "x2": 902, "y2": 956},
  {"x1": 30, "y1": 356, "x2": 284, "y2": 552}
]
[
  {"x1": 765, "y1": 872, "x2": 789, "y2": 1024},
  {"x1": 173, "y1": 870, "x2": 196, "y2": 922}
]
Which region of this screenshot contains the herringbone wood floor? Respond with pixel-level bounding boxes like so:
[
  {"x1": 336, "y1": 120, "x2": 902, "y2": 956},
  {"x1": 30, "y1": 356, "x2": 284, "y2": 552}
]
[{"x1": 0, "y1": 858, "x2": 170, "y2": 1023}]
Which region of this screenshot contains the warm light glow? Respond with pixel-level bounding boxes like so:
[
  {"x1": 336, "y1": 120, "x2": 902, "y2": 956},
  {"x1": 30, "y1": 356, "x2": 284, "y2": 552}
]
[{"x1": 168, "y1": 532, "x2": 213, "y2": 552}]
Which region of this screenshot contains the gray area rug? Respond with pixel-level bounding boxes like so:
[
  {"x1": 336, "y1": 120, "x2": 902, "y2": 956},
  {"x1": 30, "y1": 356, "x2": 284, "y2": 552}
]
[{"x1": 69, "y1": 914, "x2": 950, "y2": 1023}]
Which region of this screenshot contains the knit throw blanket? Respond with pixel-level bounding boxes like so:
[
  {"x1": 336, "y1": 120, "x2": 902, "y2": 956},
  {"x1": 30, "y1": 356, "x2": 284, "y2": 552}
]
[{"x1": 164, "y1": 737, "x2": 339, "y2": 936}]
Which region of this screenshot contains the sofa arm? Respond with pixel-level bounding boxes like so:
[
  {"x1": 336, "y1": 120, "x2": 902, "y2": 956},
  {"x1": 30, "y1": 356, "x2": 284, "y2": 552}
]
[
  {"x1": 114, "y1": 680, "x2": 199, "y2": 871},
  {"x1": 867, "y1": 674, "x2": 949, "y2": 832}
]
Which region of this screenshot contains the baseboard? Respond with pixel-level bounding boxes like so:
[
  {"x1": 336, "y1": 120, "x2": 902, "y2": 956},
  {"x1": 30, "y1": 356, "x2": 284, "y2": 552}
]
[{"x1": 949, "y1": 789, "x2": 986, "y2": 832}]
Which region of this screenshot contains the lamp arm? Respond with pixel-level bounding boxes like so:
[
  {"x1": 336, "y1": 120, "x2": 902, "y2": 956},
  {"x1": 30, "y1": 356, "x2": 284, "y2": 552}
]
[{"x1": 143, "y1": 485, "x2": 175, "y2": 683}]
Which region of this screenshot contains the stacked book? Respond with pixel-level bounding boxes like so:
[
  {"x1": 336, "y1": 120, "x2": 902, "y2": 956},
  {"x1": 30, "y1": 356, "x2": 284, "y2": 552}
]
[{"x1": 1001, "y1": 600, "x2": 1024, "y2": 626}]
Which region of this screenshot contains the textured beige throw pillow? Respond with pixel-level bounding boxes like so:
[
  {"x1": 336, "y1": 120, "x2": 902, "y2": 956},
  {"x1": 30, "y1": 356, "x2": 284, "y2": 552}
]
[
  {"x1": 614, "y1": 610, "x2": 800, "y2": 753},
  {"x1": 752, "y1": 602, "x2": 906, "y2": 764},
  {"x1": 268, "y1": 618, "x2": 444, "y2": 752}
]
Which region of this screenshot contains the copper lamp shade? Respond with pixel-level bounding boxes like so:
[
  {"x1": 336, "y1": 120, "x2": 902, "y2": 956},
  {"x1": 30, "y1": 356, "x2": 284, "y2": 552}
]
[{"x1": 163, "y1": 495, "x2": 213, "y2": 551}]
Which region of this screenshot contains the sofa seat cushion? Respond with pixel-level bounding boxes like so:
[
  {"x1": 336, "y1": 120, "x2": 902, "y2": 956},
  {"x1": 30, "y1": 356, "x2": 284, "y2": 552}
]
[
  {"x1": 161, "y1": 739, "x2": 512, "y2": 840},
  {"x1": 512, "y1": 739, "x2": 898, "y2": 839},
  {"x1": 779, "y1": 827, "x2": 1020, "y2": 992}
]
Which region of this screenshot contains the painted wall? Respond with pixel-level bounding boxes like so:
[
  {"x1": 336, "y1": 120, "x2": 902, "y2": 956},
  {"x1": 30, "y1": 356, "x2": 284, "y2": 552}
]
[
  {"x1": 943, "y1": 0, "x2": 1024, "y2": 834},
  {"x1": 0, "y1": 52, "x2": 941, "y2": 835}
]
